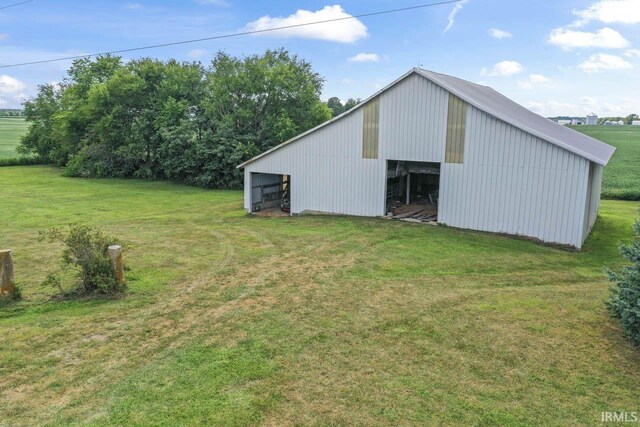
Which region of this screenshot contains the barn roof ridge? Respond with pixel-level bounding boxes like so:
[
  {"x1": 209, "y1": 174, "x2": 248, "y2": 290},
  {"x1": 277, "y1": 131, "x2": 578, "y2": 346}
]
[{"x1": 238, "y1": 68, "x2": 615, "y2": 168}]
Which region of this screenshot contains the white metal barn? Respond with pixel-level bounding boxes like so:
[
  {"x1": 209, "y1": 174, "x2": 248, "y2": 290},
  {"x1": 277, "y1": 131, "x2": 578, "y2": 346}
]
[{"x1": 238, "y1": 68, "x2": 615, "y2": 249}]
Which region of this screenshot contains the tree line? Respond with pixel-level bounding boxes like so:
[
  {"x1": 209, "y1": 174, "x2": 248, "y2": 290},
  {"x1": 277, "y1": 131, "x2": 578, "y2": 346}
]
[
  {"x1": 0, "y1": 109, "x2": 25, "y2": 117},
  {"x1": 19, "y1": 49, "x2": 336, "y2": 188},
  {"x1": 598, "y1": 114, "x2": 638, "y2": 125}
]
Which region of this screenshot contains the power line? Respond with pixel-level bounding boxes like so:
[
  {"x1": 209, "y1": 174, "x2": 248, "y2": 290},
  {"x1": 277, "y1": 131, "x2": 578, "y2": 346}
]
[
  {"x1": 0, "y1": 0, "x2": 34, "y2": 11},
  {"x1": 0, "y1": 0, "x2": 461, "y2": 69}
]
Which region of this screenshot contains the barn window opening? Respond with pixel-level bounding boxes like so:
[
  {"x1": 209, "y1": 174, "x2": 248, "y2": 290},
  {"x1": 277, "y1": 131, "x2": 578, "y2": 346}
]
[
  {"x1": 386, "y1": 160, "x2": 440, "y2": 222},
  {"x1": 362, "y1": 97, "x2": 380, "y2": 159},
  {"x1": 445, "y1": 94, "x2": 467, "y2": 164},
  {"x1": 251, "y1": 173, "x2": 291, "y2": 216}
]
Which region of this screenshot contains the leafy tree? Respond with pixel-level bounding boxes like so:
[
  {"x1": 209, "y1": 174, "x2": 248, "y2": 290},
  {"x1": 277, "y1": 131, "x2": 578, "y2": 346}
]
[
  {"x1": 326, "y1": 97, "x2": 361, "y2": 117},
  {"x1": 327, "y1": 97, "x2": 344, "y2": 117},
  {"x1": 606, "y1": 210, "x2": 640, "y2": 345},
  {"x1": 343, "y1": 98, "x2": 361, "y2": 112},
  {"x1": 20, "y1": 49, "x2": 331, "y2": 189},
  {"x1": 626, "y1": 113, "x2": 638, "y2": 125},
  {"x1": 18, "y1": 83, "x2": 63, "y2": 163}
]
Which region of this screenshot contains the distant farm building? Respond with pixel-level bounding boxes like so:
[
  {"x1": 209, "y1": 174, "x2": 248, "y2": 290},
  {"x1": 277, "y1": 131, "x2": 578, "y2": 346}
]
[
  {"x1": 239, "y1": 69, "x2": 615, "y2": 249},
  {"x1": 632, "y1": 120, "x2": 640, "y2": 126},
  {"x1": 557, "y1": 120, "x2": 572, "y2": 126},
  {"x1": 586, "y1": 113, "x2": 598, "y2": 125}
]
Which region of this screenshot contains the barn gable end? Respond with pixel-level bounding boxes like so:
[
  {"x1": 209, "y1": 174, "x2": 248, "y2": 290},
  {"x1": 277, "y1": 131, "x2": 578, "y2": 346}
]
[{"x1": 241, "y1": 69, "x2": 615, "y2": 248}]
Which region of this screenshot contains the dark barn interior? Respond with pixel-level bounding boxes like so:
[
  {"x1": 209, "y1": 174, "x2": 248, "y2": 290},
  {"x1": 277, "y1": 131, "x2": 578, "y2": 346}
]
[{"x1": 386, "y1": 161, "x2": 440, "y2": 222}]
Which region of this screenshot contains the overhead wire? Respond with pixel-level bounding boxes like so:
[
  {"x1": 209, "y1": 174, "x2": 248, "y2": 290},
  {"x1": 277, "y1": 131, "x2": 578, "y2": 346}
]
[
  {"x1": 0, "y1": 0, "x2": 34, "y2": 11},
  {"x1": 0, "y1": 0, "x2": 462, "y2": 69}
]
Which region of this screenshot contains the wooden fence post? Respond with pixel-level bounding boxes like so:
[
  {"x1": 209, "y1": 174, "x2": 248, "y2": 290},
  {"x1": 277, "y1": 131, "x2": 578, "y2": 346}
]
[
  {"x1": 108, "y1": 245, "x2": 125, "y2": 286},
  {"x1": 0, "y1": 249, "x2": 15, "y2": 296}
]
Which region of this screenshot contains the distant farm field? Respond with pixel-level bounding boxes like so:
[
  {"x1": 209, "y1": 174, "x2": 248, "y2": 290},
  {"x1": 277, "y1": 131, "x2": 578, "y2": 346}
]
[
  {"x1": 571, "y1": 125, "x2": 640, "y2": 200},
  {"x1": 0, "y1": 117, "x2": 28, "y2": 159},
  {"x1": 1, "y1": 166, "x2": 639, "y2": 425}
]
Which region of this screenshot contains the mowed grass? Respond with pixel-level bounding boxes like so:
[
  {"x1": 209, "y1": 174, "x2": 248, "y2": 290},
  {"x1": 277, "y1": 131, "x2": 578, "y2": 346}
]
[
  {"x1": 572, "y1": 125, "x2": 640, "y2": 200},
  {"x1": 0, "y1": 117, "x2": 29, "y2": 159},
  {"x1": 1, "y1": 166, "x2": 639, "y2": 426}
]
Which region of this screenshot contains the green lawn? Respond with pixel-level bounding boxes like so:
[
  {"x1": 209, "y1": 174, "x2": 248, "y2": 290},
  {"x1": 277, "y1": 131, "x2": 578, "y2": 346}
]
[
  {"x1": 572, "y1": 125, "x2": 640, "y2": 200},
  {"x1": 1, "y1": 166, "x2": 639, "y2": 426},
  {"x1": 0, "y1": 117, "x2": 29, "y2": 159}
]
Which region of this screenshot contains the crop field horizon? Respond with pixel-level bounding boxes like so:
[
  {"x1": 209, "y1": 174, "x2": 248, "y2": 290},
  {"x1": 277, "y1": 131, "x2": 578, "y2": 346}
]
[
  {"x1": 1, "y1": 166, "x2": 639, "y2": 425},
  {"x1": 572, "y1": 125, "x2": 640, "y2": 200},
  {"x1": 0, "y1": 117, "x2": 28, "y2": 159}
]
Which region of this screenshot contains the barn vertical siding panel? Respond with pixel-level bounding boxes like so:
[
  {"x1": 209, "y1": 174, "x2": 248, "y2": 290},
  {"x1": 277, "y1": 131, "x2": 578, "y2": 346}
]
[
  {"x1": 439, "y1": 106, "x2": 588, "y2": 247},
  {"x1": 581, "y1": 162, "x2": 603, "y2": 245},
  {"x1": 379, "y1": 74, "x2": 448, "y2": 162},
  {"x1": 246, "y1": 109, "x2": 385, "y2": 217},
  {"x1": 244, "y1": 169, "x2": 251, "y2": 212}
]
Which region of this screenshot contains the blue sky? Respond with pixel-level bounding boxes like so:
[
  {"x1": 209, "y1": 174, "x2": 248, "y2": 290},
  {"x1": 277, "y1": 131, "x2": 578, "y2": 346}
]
[{"x1": 0, "y1": 0, "x2": 639, "y2": 117}]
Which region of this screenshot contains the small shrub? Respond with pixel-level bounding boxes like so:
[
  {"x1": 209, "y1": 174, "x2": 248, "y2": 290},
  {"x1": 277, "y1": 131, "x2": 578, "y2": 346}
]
[
  {"x1": 41, "y1": 225, "x2": 123, "y2": 295},
  {"x1": 606, "y1": 210, "x2": 640, "y2": 346}
]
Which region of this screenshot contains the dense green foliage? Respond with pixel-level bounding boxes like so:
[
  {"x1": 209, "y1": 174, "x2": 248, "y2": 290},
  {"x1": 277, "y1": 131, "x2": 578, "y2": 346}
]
[
  {"x1": 571, "y1": 125, "x2": 640, "y2": 200},
  {"x1": 19, "y1": 50, "x2": 332, "y2": 188},
  {"x1": 607, "y1": 211, "x2": 640, "y2": 345},
  {"x1": 326, "y1": 96, "x2": 361, "y2": 117},
  {"x1": 41, "y1": 225, "x2": 122, "y2": 295}
]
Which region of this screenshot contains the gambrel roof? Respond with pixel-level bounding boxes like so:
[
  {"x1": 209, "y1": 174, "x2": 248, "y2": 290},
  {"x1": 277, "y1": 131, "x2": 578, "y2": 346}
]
[{"x1": 238, "y1": 68, "x2": 615, "y2": 168}]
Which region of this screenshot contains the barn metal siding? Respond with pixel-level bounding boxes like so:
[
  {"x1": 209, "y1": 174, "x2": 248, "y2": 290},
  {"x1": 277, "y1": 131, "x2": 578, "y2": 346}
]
[
  {"x1": 378, "y1": 74, "x2": 448, "y2": 162},
  {"x1": 244, "y1": 109, "x2": 386, "y2": 216},
  {"x1": 581, "y1": 162, "x2": 603, "y2": 244},
  {"x1": 243, "y1": 168, "x2": 251, "y2": 211},
  {"x1": 439, "y1": 106, "x2": 590, "y2": 247}
]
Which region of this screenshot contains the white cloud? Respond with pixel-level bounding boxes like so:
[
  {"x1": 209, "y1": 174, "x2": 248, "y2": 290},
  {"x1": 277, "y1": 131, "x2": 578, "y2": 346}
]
[
  {"x1": 488, "y1": 28, "x2": 512, "y2": 39},
  {"x1": 548, "y1": 27, "x2": 629, "y2": 50},
  {"x1": 443, "y1": 0, "x2": 468, "y2": 33},
  {"x1": 580, "y1": 96, "x2": 598, "y2": 106},
  {"x1": 348, "y1": 53, "x2": 380, "y2": 63},
  {"x1": 188, "y1": 49, "x2": 207, "y2": 59},
  {"x1": 124, "y1": 3, "x2": 143, "y2": 10},
  {"x1": 0, "y1": 75, "x2": 26, "y2": 95},
  {"x1": 518, "y1": 73, "x2": 551, "y2": 89},
  {"x1": 244, "y1": 5, "x2": 368, "y2": 43},
  {"x1": 529, "y1": 74, "x2": 549, "y2": 84},
  {"x1": 625, "y1": 48, "x2": 640, "y2": 57},
  {"x1": 481, "y1": 60, "x2": 523, "y2": 77},
  {"x1": 528, "y1": 97, "x2": 640, "y2": 117},
  {"x1": 577, "y1": 53, "x2": 633, "y2": 73},
  {"x1": 528, "y1": 101, "x2": 578, "y2": 117},
  {"x1": 574, "y1": 0, "x2": 640, "y2": 26}
]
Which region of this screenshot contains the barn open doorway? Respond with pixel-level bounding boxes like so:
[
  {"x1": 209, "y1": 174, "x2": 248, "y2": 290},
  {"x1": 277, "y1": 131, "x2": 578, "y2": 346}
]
[
  {"x1": 385, "y1": 161, "x2": 440, "y2": 222},
  {"x1": 251, "y1": 173, "x2": 291, "y2": 215}
]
